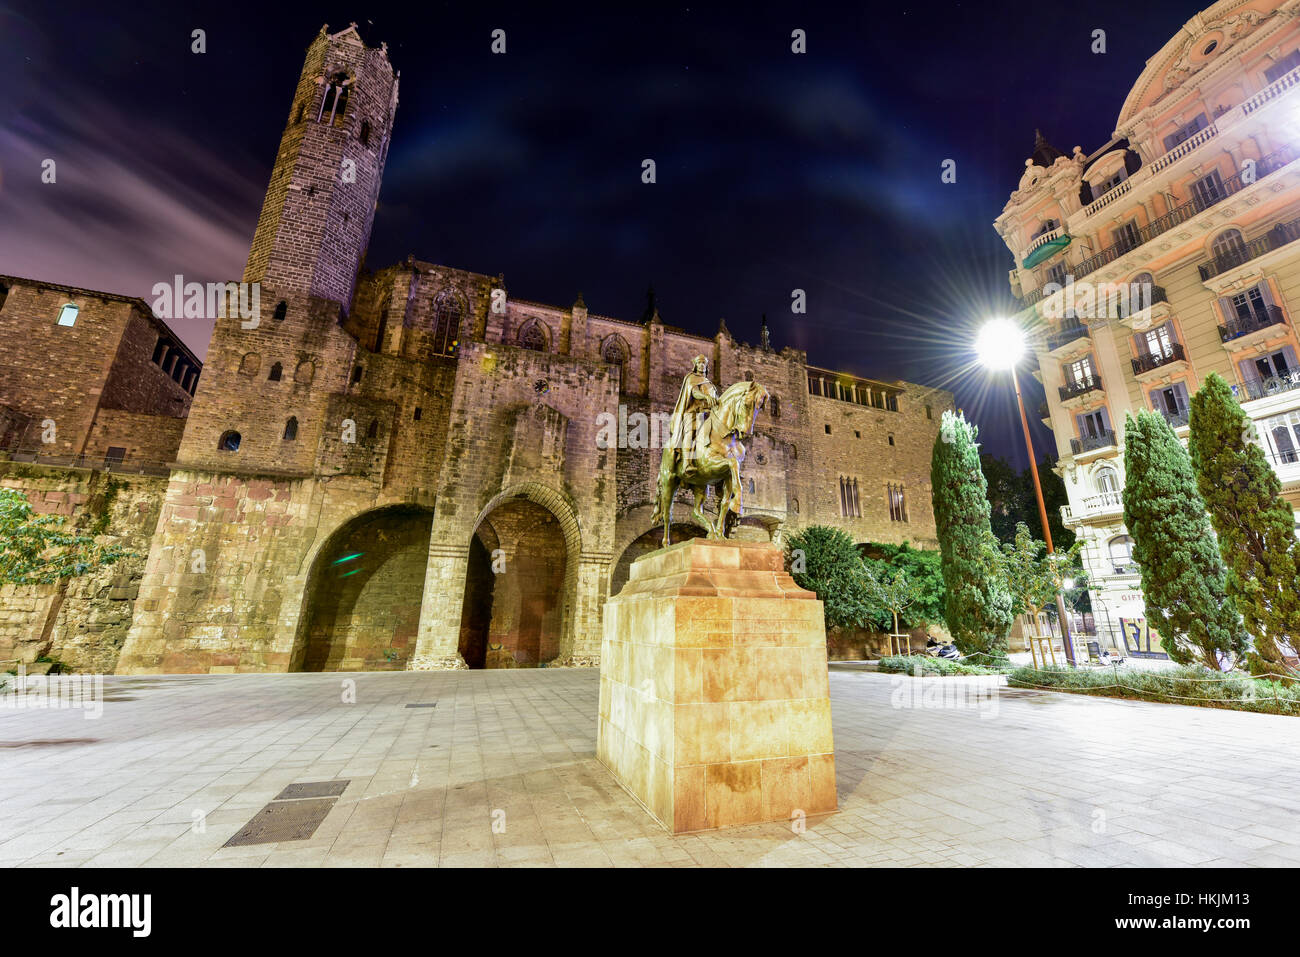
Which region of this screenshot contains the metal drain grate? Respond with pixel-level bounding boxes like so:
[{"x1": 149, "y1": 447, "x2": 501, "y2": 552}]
[
  {"x1": 223, "y1": 798, "x2": 338, "y2": 846},
  {"x1": 274, "y1": 780, "x2": 350, "y2": 800},
  {"x1": 404, "y1": 702, "x2": 437, "y2": 708}
]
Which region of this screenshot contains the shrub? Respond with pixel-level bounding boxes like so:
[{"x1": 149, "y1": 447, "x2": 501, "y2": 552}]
[{"x1": 1009, "y1": 664, "x2": 1300, "y2": 715}]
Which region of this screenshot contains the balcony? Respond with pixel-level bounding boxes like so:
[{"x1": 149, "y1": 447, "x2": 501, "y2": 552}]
[
  {"x1": 1060, "y1": 489, "x2": 1124, "y2": 527},
  {"x1": 1199, "y1": 217, "x2": 1300, "y2": 281},
  {"x1": 1070, "y1": 430, "x2": 1117, "y2": 456},
  {"x1": 1045, "y1": 320, "x2": 1091, "y2": 355},
  {"x1": 1017, "y1": 141, "x2": 1300, "y2": 308},
  {"x1": 1235, "y1": 370, "x2": 1300, "y2": 402},
  {"x1": 1156, "y1": 406, "x2": 1191, "y2": 430},
  {"x1": 1059, "y1": 375, "x2": 1104, "y2": 404},
  {"x1": 1218, "y1": 304, "x2": 1287, "y2": 345},
  {"x1": 1116, "y1": 285, "x2": 1169, "y2": 326},
  {"x1": 1131, "y1": 342, "x2": 1187, "y2": 377}
]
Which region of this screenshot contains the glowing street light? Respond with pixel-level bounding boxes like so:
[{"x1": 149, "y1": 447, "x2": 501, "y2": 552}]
[{"x1": 977, "y1": 318, "x2": 1076, "y2": 666}]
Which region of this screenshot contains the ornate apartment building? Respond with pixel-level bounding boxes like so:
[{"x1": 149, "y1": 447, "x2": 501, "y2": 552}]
[
  {"x1": 0, "y1": 24, "x2": 951, "y2": 673},
  {"x1": 996, "y1": 0, "x2": 1300, "y2": 654}
]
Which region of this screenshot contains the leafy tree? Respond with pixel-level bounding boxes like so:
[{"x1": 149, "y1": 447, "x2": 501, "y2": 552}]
[
  {"x1": 1188, "y1": 372, "x2": 1300, "y2": 675},
  {"x1": 0, "y1": 488, "x2": 126, "y2": 585},
  {"x1": 785, "y1": 525, "x2": 873, "y2": 630},
  {"x1": 930, "y1": 411, "x2": 1014, "y2": 657},
  {"x1": 863, "y1": 564, "x2": 920, "y2": 637},
  {"x1": 999, "y1": 522, "x2": 1080, "y2": 633},
  {"x1": 1122, "y1": 409, "x2": 1248, "y2": 670},
  {"x1": 859, "y1": 541, "x2": 945, "y2": 629}
]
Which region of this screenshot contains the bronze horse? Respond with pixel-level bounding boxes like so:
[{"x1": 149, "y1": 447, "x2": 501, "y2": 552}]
[{"x1": 649, "y1": 380, "x2": 769, "y2": 546}]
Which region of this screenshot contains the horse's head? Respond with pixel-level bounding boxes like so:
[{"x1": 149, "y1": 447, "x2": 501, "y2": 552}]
[{"x1": 714, "y1": 380, "x2": 770, "y2": 439}]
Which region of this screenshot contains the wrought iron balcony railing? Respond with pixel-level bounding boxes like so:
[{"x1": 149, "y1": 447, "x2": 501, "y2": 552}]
[
  {"x1": 1060, "y1": 376, "x2": 1103, "y2": 402},
  {"x1": 1116, "y1": 285, "x2": 1168, "y2": 320},
  {"x1": 1132, "y1": 342, "x2": 1186, "y2": 375},
  {"x1": 1218, "y1": 304, "x2": 1287, "y2": 342},
  {"x1": 1046, "y1": 321, "x2": 1090, "y2": 352},
  {"x1": 1070, "y1": 430, "x2": 1116, "y2": 455},
  {"x1": 1235, "y1": 370, "x2": 1300, "y2": 402},
  {"x1": 1199, "y1": 218, "x2": 1300, "y2": 281},
  {"x1": 1157, "y1": 407, "x2": 1191, "y2": 429}
]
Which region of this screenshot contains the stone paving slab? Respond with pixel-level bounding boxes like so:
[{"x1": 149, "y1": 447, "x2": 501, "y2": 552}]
[{"x1": 0, "y1": 668, "x2": 1297, "y2": 866}]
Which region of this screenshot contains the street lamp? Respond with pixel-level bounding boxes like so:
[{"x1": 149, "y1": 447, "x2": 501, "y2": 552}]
[{"x1": 977, "y1": 318, "x2": 1076, "y2": 666}]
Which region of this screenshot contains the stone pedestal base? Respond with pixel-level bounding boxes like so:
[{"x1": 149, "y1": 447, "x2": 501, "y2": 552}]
[{"x1": 597, "y1": 538, "x2": 836, "y2": 832}]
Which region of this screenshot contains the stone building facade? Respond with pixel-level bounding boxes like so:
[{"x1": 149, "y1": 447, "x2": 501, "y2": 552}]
[
  {"x1": 996, "y1": 0, "x2": 1300, "y2": 655},
  {"x1": 2, "y1": 24, "x2": 951, "y2": 673}
]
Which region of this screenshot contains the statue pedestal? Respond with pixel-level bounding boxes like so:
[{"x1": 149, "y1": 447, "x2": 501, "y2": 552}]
[{"x1": 597, "y1": 538, "x2": 836, "y2": 832}]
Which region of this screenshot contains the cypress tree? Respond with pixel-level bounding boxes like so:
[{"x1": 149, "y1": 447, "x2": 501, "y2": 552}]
[
  {"x1": 930, "y1": 411, "x2": 1013, "y2": 658},
  {"x1": 1121, "y1": 409, "x2": 1247, "y2": 669},
  {"x1": 1188, "y1": 372, "x2": 1300, "y2": 675}
]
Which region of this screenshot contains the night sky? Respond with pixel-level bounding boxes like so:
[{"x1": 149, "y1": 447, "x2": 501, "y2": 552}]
[{"x1": 1, "y1": 0, "x2": 1204, "y2": 463}]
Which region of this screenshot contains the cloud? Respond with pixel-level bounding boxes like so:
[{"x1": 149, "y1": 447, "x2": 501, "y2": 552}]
[{"x1": 0, "y1": 81, "x2": 264, "y2": 357}]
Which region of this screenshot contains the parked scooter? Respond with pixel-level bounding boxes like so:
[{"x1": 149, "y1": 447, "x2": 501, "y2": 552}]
[{"x1": 925, "y1": 636, "x2": 961, "y2": 660}]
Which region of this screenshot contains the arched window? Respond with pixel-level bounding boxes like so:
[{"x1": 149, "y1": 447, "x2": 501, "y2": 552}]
[
  {"x1": 238, "y1": 353, "x2": 260, "y2": 376},
  {"x1": 273, "y1": 300, "x2": 287, "y2": 322},
  {"x1": 601, "y1": 335, "x2": 629, "y2": 390},
  {"x1": 359, "y1": 120, "x2": 371, "y2": 147},
  {"x1": 1109, "y1": 534, "x2": 1136, "y2": 571},
  {"x1": 295, "y1": 360, "x2": 315, "y2": 385},
  {"x1": 318, "y1": 71, "x2": 351, "y2": 125},
  {"x1": 268, "y1": 362, "x2": 283, "y2": 381},
  {"x1": 431, "y1": 289, "x2": 462, "y2": 357},
  {"x1": 56, "y1": 303, "x2": 78, "y2": 327},
  {"x1": 217, "y1": 431, "x2": 241, "y2": 452},
  {"x1": 770, "y1": 396, "x2": 780, "y2": 418},
  {"x1": 792, "y1": 497, "x2": 799, "y2": 514},
  {"x1": 283, "y1": 417, "x2": 298, "y2": 441},
  {"x1": 1095, "y1": 464, "x2": 1121, "y2": 494},
  {"x1": 1211, "y1": 228, "x2": 1246, "y2": 268},
  {"x1": 518, "y1": 320, "x2": 548, "y2": 352},
  {"x1": 367, "y1": 419, "x2": 379, "y2": 441}
]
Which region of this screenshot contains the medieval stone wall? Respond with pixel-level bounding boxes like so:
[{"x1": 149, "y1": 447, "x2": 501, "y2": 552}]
[{"x1": 0, "y1": 464, "x2": 166, "y2": 672}]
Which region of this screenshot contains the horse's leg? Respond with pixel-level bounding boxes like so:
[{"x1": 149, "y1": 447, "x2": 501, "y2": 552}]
[
  {"x1": 692, "y1": 485, "x2": 717, "y2": 538},
  {"x1": 659, "y1": 473, "x2": 678, "y2": 547}
]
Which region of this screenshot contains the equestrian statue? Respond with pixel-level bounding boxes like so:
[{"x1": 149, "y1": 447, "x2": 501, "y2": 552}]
[{"x1": 649, "y1": 355, "x2": 769, "y2": 547}]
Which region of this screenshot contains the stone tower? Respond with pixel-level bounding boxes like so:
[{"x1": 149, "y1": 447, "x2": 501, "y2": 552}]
[{"x1": 243, "y1": 23, "x2": 399, "y2": 309}]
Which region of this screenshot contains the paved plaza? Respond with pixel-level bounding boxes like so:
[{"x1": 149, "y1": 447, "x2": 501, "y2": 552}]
[{"x1": 1, "y1": 666, "x2": 1298, "y2": 867}]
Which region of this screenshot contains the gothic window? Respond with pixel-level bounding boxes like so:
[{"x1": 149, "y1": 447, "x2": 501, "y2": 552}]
[
  {"x1": 792, "y1": 497, "x2": 799, "y2": 514},
  {"x1": 601, "y1": 335, "x2": 629, "y2": 391},
  {"x1": 318, "y1": 71, "x2": 351, "y2": 125},
  {"x1": 350, "y1": 366, "x2": 363, "y2": 385},
  {"x1": 217, "y1": 431, "x2": 241, "y2": 452},
  {"x1": 268, "y1": 362, "x2": 283, "y2": 381},
  {"x1": 769, "y1": 396, "x2": 780, "y2": 418},
  {"x1": 518, "y1": 320, "x2": 548, "y2": 352},
  {"x1": 283, "y1": 417, "x2": 298, "y2": 441},
  {"x1": 273, "y1": 300, "x2": 287, "y2": 322},
  {"x1": 887, "y1": 483, "x2": 908, "y2": 522},
  {"x1": 838, "y1": 477, "x2": 862, "y2": 518},
  {"x1": 56, "y1": 303, "x2": 78, "y2": 327},
  {"x1": 431, "y1": 289, "x2": 462, "y2": 357},
  {"x1": 360, "y1": 120, "x2": 371, "y2": 147}
]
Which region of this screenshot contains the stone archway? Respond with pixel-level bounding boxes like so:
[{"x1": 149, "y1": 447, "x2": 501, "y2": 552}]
[
  {"x1": 294, "y1": 505, "x2": 435, "y2": 671},
  {"x1": 456, "y1": 489, "x2": 577, "y2": 668}
]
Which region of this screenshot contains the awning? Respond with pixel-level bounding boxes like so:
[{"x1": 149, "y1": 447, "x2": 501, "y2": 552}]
[{"x1": 1022, "y1": 234, "x2": 1071, "y2": 268}]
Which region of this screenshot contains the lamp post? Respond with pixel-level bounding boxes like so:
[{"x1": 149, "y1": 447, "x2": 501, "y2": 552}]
[{"x1": 976, "y1": 318, "x2": 1076, "y2": 666}]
